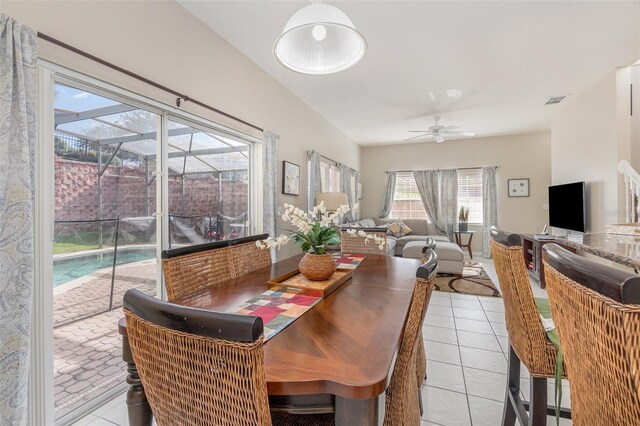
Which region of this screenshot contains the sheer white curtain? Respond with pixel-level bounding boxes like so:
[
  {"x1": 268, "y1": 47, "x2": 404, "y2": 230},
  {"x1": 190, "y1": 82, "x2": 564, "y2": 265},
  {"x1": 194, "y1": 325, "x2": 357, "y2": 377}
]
[
  {"x1": 0, "y1": 14, "x2": 38, "y2": 425},
  {"x1": 413, "y1": 170, "x2": 444, "y2": 234},
  {"x1": 262, "y1": 131, "x2": 278, "y2": 260},
  {"x1": 379, "y1": 171, "x2": 396, "y2": 218},
  {"x1": 308, "y1": 151, "x2": 322, "y2": 211},
  {"x1": 353, "y1": 170, "x2": 360, "y2": 221},
  {"x1": 340, "y1": 164, "x2": 355, "y2": 222},
  {"x1": 482, "y1": 167, "x2": 498, "y2": 257}
]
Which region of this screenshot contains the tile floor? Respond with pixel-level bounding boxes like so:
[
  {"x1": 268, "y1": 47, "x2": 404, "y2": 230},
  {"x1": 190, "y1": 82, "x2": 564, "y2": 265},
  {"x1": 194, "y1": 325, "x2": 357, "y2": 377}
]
[{"x1": 71, "y1": 257, "x2": 573, "y2": 426}]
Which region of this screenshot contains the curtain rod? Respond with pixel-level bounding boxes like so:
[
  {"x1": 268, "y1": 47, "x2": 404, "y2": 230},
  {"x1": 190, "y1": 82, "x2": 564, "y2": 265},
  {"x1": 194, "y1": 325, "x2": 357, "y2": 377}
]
[
  {"x1": 385, "y1": 166, "x2": 497, "y2": 173},
  {"x1": 37, "y1": 32, "x2": 264, "y2": 133},
  {"x1": 307, "y1": 150, "x2": 357, "y2": 173}
]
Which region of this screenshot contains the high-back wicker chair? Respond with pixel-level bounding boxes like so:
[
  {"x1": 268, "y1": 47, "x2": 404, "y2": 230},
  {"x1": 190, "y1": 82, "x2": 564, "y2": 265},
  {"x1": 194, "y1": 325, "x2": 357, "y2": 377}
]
[
  {"x1": 543, "y1": 244, "x2": 640, "y2": 425},
  {"x1": 384, "y1": 249, "x2": 438, "y2": 426},
  {"x1": 162, "y1": 240, "x2": 234, "y2": 301},
  {"x1": 123, "y1": 289, "x2": 333, "y2": 426},
  {"x1": 490, "y1": 227, "x2": 568, "y2": 426},
  {"x1": 340, "y1": 227, "x2": 388, "y2": 255},
  {"x1": 228, "y1": 233, "x2": 272, "y2": 277},
  {"x1": 416, "y1": 238, "x2": 438, "y2": 390}
]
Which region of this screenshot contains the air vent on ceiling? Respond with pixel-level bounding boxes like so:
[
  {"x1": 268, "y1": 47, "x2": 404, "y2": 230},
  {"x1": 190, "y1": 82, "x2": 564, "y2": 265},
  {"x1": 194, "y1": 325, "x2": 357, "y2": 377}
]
[{"x1": 545, "y1": 96, "x2": 567, "y2": 105}]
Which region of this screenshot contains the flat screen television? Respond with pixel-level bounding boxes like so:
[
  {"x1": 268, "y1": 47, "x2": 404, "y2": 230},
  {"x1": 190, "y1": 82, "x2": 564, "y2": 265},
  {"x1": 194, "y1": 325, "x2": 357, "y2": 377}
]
[{"x1": 548, "y1": 182, "x2": 586, "y2": 233}]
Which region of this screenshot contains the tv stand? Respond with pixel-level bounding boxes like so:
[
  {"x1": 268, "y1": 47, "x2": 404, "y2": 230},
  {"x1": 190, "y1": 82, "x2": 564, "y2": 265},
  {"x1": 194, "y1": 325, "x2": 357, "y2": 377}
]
[{"x1": 520, "y1": 234, "x2": 575, "y2": 288}]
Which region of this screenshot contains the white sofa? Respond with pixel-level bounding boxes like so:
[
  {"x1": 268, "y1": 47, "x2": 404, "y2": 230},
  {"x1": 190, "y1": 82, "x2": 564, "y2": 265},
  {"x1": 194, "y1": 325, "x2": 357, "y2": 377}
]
[{"x1": 345, "y1": 218, "x2": 449, "y2": 256}]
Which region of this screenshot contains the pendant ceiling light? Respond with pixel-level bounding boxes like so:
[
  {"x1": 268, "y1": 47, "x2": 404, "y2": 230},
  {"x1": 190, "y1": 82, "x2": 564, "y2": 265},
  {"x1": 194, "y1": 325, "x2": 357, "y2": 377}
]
[{"x1": 273, "y1": 2, "x2": 367, "y2": 75}]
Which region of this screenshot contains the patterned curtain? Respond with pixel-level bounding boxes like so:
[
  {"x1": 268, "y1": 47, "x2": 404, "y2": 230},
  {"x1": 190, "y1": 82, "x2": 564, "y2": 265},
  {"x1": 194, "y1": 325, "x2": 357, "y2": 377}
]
[
  {"x1": 262, "y1": 131, "x2": 278, "y2": 261},
  {"x1": 414, "y1": 170, "x2": 446, "y2": 236},
  {"x1": 439, "y1": 169, "x2": 458, "y2": 241},
  {"x1": 379, "y1": 171, "x2": 396, "y2": 218},
  {"x1": 0, "y1": 14, "x2": 38, "y2": 425},
  {"x1": 340, "y1": 164, "x2": 354, "y2": 223},
  {"x1": 308, "y1": 151, "x2": 322, "y2": 211},
  {"x1": 482, "y1": 166, "x2": 498, "y2": 258}
]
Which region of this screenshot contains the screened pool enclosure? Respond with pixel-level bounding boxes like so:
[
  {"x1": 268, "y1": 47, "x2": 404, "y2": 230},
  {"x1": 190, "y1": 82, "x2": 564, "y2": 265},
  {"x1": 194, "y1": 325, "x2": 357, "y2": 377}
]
[{"x1": 52, "y1": 81, "x2": 254, "y2": 419}]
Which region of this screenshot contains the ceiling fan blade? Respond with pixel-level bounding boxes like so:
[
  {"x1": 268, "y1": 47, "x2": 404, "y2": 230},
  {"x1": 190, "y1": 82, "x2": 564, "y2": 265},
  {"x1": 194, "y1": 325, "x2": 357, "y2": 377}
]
[
  {"x1": 443, "y1": 125, "x2": 459, "y2": 131},
  {"x1": 444, "y1": 131, "x2": 476, "y2": 137},
  {"x1": 403, "y1": 133, "x2": 431, "y2": 142},
  {"x1": 408, "y1": 130, "x2": 431, "y2": 133}
]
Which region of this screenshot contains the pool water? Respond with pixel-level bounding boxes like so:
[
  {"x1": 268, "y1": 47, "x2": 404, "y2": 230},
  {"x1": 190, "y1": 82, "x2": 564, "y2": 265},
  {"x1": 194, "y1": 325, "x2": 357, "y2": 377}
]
[{"x1": 53, "y1": 248, "x2": 156, "y2": 287}]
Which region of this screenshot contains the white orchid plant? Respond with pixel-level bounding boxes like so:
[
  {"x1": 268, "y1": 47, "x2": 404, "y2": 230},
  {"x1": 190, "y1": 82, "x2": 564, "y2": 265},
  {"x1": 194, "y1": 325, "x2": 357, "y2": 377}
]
[{"x1": 256, "y1": 202, "x2": 386, "y2": 255}]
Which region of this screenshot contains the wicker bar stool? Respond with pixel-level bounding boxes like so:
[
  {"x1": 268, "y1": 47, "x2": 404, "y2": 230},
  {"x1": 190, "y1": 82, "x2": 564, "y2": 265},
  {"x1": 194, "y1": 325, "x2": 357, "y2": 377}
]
[
  {"x1": 161, "y1": 240, "x2": 234, "y2": 301},
  {"x1": 543, "y1": 244, "x2": 640, "y2": 425},
  {"x1": 123, "y1": 289, "x2": 333, "y2": 426},
  {"x1": 340, "y1": 227, "x2": 388, "y2": 255},
  {"x1": 489, "y1": 227, "x2": 569, "y2": 426},
  {"x1": 228, "y1": 233, "x2": 273, "y2": 276},
  {"x1": 384, "y1": 249, "x2": 438, "y2": 426}
]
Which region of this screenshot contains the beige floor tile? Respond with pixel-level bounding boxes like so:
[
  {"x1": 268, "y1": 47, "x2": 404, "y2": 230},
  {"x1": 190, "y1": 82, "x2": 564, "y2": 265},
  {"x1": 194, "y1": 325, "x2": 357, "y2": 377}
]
[
  {"x1": 423, "y1": 325, "x2": 458, "y2": 345},
  {"x1": 455, "y1": 318, "x2": 494, "y2": 335},
  {"x1": 456, "y1": 330, "x2": 502, "y2": 352},
  {"x1": 426, "y1": 360, "x2": 466, "y2": 393},
  {"x1": 424, "y1": 313, "x2": 456, "y2": 329},
  {"x1": 453, "y1": 307, "x2": 488, "y2": 321},
  {"x1": 425, "y1": 341, "x2": 461, "y2": 365},
  {"x1": 427, "y1": 304, "x2": 454, "y2": 317},
  {"x1": 463, "y1": 367, "x2": 507, "y2": 402},
  {"x1": 460, "y1": 346, "x2": 508, "y2": 374},
  {"x1": 467, "y1": 395, "x2": 504, "y2": 426},
  {"x1": 422, "y1": 386, "x2": 471, "y2": 426}
]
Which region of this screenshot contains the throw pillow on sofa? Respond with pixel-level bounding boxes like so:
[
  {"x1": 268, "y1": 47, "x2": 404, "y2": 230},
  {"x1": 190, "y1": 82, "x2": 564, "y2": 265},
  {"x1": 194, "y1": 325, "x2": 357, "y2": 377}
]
[{"x1": 388, "y1": 219, "x2": 413, "y2": 237}]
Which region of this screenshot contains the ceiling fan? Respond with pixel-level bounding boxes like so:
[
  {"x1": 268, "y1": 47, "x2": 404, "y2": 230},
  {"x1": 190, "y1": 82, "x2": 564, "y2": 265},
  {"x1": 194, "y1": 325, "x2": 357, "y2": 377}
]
[{"x1": 405, "y1": 115, "x2": 475, "y2": 143}]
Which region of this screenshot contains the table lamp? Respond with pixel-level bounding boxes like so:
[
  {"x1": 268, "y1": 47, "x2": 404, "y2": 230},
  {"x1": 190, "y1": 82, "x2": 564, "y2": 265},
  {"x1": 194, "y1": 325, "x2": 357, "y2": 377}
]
[{"x1": 315, "y1": 192, "x2": 349, "y2": 212}]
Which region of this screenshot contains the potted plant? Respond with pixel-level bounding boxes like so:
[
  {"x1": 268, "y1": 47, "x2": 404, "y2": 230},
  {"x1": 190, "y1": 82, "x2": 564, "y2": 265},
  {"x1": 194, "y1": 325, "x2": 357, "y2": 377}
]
[
  {"x1": 459, "y1": 206, "x2": 470, "y2": 232},
  {"x1": 257, "y1": 202, "x2": 385, "y2": 280}
]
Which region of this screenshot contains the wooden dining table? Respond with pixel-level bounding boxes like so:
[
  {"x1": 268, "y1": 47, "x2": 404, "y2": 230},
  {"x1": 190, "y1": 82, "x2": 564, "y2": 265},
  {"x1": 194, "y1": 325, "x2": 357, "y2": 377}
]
[{"x1": 119, "y1": 253, "x2": 421, "y2": 426}]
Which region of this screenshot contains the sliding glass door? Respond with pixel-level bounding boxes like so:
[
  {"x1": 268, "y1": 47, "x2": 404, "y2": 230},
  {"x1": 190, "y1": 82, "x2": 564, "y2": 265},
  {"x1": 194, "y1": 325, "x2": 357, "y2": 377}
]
[
  {"x1": 52, "y1": 82, "x2": 161, "y2": 419},
  {"x1": 42, "y1": 72, "x2": 257, "y2": 423}
]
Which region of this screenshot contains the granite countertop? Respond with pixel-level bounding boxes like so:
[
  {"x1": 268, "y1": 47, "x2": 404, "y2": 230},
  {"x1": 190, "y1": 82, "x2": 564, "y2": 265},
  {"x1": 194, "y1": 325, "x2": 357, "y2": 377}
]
[{"x1": 556, "y1": 233, "x2": 640, "y2": 270}]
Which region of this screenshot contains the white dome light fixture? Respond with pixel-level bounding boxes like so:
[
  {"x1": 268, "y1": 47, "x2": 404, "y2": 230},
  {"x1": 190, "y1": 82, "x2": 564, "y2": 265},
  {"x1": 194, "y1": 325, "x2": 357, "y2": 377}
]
[{"x1": 273, "y1": 2, "x2": 367, "y2": 75}]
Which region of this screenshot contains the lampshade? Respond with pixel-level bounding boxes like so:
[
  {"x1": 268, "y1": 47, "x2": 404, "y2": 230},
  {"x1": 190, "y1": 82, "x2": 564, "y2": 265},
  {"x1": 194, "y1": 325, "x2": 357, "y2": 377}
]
[
  {"x1": 315, "y1": 192, "x2": 349, "y2": 211},
  {"x1": 273, "y1": 3, "x2": 367, "y2": 75}
]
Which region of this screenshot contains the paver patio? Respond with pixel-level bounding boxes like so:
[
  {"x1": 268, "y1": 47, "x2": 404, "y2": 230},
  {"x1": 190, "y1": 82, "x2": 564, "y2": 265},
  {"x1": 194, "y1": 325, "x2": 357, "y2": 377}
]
[{"x1": 53, "y1": 260, "x2": 157, "y2": 418}]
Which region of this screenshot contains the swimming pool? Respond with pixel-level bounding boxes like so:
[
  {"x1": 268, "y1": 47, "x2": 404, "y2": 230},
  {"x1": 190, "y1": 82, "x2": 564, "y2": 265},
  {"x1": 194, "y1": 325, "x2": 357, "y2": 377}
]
[{"x1": 53, "y1": 248, "x2": 156, "y2": 287}]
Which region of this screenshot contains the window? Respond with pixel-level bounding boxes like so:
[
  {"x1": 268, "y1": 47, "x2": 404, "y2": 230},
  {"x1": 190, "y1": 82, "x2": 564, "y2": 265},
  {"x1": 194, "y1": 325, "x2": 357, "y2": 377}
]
[
  {"x1": 389, "y1": 169, "x2": 484, "y2": 223},
  {"x1": 320, "y1": 160, "x2": 341, "y2": 192},
  {"x1": 458, "y1": 169, "x2": 483, "y2": 224},
  {"x1": 390, "y1": 172, "x2": 427, "y2": 219}
]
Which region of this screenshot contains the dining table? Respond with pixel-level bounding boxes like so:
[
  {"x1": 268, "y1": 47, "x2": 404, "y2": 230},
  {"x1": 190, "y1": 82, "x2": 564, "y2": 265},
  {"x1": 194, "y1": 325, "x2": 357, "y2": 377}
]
[{"x1": 118, "y1": 253, "x2": 421, "y2": 426}]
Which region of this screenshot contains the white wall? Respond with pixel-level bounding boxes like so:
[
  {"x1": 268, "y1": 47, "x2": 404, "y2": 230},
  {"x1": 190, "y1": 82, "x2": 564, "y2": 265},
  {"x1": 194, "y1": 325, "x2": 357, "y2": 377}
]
[
  {"x1": 1, "y1": 1, "x2": 360, "y2": 259},
  {"x1": 359, "y1": 132, "x2": 551, "y2": 252},
  {"x1": 551, "y1": 69, "x2": 632, "y2": 233}
]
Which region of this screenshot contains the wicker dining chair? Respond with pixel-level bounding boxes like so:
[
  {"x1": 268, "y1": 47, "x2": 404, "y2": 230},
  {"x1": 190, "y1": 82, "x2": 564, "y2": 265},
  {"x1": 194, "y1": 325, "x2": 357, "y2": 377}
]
[
  {"x1": 340, "y1": 227, "x2": 388, "y2": 255},
  {"x1": 123, "y1": 289, "x2": 333, "y2": 426},
  {"x1": 384, "y1": 248, "x2": 438, "y2": 426},
  {"x1": 161, "y1": 240, "x2": 234, "y2": 301},
  {"x1": 489, "y1": 227, "x2": 568, "y2": 426},
  {"x1": 416, "y1": 238, "x2": 438, "y2": 389},
  {"x1": 543, "y1": 244, "x2": 640, "y2": 426},
  {"x1": 228, "y1": 233, "x2": 273, "y2": 277}
]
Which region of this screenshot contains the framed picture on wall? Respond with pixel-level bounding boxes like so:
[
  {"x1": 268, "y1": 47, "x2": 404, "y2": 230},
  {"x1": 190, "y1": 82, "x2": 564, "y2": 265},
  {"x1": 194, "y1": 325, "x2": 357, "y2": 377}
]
[
  {"x1": 508, "y1": 178, "x2": 530, "y2": 197},
  {"x1": 282, "y1": 161, "x2": 300, "y2": 195}
]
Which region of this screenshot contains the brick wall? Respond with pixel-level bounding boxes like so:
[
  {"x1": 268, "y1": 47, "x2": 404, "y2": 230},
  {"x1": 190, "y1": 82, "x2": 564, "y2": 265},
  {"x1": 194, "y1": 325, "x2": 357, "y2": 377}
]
[{"x1": 55, "y1": 157, "x2": 248, "y2": 221}]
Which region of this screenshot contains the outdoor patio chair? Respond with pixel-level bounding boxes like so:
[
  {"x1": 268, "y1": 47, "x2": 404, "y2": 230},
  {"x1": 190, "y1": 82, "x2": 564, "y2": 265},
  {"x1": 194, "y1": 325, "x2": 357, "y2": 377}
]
[
  {"x1": 490, "y1": 226, "x2": 569, "y2": 426},
  {"x1": 123, "y1": 289, "x2": 333, "y2": 426},
  {"x1": 543, "y1": 244, "x2": 640, "y2": 425}
]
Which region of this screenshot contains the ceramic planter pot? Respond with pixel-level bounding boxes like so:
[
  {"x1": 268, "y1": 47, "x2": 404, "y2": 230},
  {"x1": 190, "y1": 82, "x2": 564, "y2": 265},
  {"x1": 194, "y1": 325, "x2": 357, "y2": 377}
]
[
  {"x1": 459, "y1": 222, "x2": 468, "y2": 232},
  {"x1": 299, "y1": 253, "x2": 337, "y2": 281}
]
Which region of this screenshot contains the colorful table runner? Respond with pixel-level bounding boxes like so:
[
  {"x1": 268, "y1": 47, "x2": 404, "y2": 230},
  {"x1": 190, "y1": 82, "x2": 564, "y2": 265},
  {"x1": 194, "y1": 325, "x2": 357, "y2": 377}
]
[
  {"x1": 333, "y1": 253, "x2": 366, "y2": 270},
  {"x1": 230, "y1": 289, "x2": 321, "y2": 340},
  {"x1": 230, "y1": 254, "x2": 365, "y2": 340}
]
